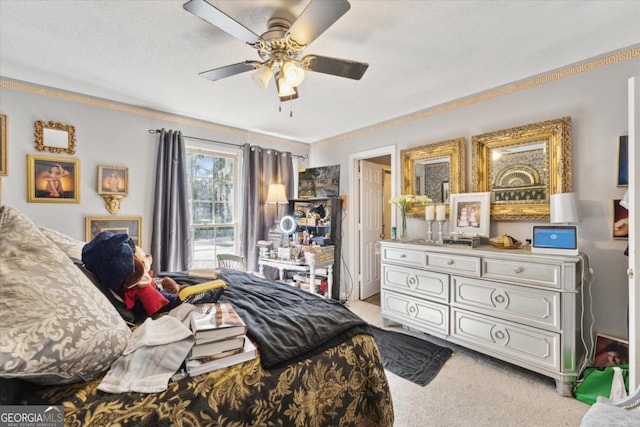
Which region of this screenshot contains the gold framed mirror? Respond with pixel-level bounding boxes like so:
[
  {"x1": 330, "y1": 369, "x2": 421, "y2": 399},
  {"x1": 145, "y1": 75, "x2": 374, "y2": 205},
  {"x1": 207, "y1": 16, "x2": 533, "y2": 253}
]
[
  {"x1": 401, "y1": 137, "x2": 466, "y2": 218},
  {"x1": 471, "y1": 116, "x2": 572, "y2": 221},
  {"x1": 34, "y1": 120, "x2": 76, "y2": 154}
]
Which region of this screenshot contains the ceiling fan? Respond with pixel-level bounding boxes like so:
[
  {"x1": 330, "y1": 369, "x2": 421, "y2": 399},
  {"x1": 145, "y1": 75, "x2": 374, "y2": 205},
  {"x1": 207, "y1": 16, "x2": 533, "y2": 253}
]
[{"x1": 183, "y1": 0, "x2": 369, "y2": 102}]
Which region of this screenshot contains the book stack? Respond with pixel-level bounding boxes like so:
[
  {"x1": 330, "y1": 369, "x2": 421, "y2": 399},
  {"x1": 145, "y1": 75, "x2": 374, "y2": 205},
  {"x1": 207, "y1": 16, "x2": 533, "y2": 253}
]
[{"x1": 185, "y1": 302, "x2": 257, "y2": 376}]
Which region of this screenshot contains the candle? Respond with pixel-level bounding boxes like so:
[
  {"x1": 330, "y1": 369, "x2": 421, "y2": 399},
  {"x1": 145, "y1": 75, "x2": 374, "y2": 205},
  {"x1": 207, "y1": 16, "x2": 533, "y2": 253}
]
[
  {"x1": 436, "y1": 204, "x2": 446, "y2": 221},
  {"x1": 425, "y1": 205, "x2": 435, "y2": 221}
]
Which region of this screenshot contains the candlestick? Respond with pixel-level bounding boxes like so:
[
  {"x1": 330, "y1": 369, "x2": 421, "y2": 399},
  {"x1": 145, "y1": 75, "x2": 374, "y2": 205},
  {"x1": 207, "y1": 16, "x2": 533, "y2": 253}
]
[
  {"x1": 436, "y1": 204, "x2": 446, "y2": 221},
  {"x1": 436, "y1": 219, "x2": 446, "y2": 244},
  {"x1": 426, "y1": 220, "x2": 434, "y2": 242},
  {"x1": 425, "y1": 205, "x2": 435, "y2": 221}
]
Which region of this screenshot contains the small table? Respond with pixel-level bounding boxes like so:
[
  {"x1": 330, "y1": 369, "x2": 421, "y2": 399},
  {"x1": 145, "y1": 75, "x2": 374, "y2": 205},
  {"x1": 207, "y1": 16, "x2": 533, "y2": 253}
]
[{"x1": 258, "y1": 246, "x2": 334, "y2": 297}]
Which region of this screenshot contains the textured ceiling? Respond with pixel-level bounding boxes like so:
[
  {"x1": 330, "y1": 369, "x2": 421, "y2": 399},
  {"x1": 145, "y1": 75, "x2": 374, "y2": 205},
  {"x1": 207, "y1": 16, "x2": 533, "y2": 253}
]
[{"x1": 1, "y1": 0, "x2": 639, "y2": 144}]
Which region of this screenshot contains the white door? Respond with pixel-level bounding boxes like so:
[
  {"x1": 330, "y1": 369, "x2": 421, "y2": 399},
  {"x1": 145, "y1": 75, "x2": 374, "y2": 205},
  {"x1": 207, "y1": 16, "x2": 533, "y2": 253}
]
[{"x1": 359, "y1": 160, "x2": 383, "y2": 299}]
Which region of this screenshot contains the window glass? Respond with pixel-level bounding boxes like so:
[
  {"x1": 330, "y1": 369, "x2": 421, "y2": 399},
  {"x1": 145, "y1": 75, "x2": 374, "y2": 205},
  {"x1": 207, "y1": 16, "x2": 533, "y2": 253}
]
[{"x1": 186, "y1": 149, "x2": 238, "y2": 269}]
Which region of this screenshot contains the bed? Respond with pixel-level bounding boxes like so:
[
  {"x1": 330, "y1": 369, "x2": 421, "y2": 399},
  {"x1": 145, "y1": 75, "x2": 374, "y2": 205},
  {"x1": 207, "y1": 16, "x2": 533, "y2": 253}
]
[{"x1": 0, "y1": 206, "x2": 394, "y2": 426}]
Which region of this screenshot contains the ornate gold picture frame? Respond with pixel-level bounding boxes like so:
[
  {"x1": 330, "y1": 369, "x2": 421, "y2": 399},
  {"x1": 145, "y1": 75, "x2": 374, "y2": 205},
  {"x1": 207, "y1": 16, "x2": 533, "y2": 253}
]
[
  {"x1": 86, "y1": 216, "x2": 142, "y2": 246},
  {"x1": 401, "y1": 137, "x2": 466, "y2": 218},
  {"x1": 27, "y1": 154, "x2": 80, "y2": 203},
  {"x1": 471, "y1": 116, "x2": 572, "y2": 221},
  {"x1": 97, "y1": 165, "x2": 129, "y2": 196},
  {"x1": 34, "y1": 120, "x2": 76, "y2": 154}
]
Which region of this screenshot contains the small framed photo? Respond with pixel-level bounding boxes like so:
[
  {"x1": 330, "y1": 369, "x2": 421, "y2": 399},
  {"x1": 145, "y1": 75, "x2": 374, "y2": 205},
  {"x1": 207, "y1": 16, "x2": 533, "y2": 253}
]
[
  {"x1": 27, "y1": 154, "x2": 80, "y2": 203},
  {"x1": 98, "y1": 165, "x2": 128, "y2": 195},
  {"x1": 617, "y1": 135, "x2": 628, "y2": 187},
  {"x1": 613, "y1": 199, "x2": 629, "y2": 239},
  {"x1": 0, "y1": 114, "x2": 7, "y2": 176},
  {"x1": 86, "y1": 216, "x2": 142, "y2": 246},
  {"x1": 450, "y1": 192, "x2": 491, "y2": 237},
  {"x1": 594, "y1": 334, "x2": 629, "y2": 367}
]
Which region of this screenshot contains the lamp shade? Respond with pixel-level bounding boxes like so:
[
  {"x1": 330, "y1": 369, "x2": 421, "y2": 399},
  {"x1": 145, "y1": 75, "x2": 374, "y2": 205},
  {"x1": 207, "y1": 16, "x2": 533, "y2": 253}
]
[
  {"x1": 550, "y1": 192, "x2": 581, "y2": 224},
  {"x1": 252, "y1": 65, "x2": 273, "y2": 90},
  {"x1": 620, "y1": 190, "x2": 629, "y2": 210},
  {"x1": 265, "y1": 183, "x2": 288, "y2": 205}
]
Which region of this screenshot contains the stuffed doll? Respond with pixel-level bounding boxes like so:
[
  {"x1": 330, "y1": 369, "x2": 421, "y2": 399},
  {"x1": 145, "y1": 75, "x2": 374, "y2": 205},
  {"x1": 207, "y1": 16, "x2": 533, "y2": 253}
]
[{"x1": 82, "y1": 231, "x2": 184, "y2": 317}]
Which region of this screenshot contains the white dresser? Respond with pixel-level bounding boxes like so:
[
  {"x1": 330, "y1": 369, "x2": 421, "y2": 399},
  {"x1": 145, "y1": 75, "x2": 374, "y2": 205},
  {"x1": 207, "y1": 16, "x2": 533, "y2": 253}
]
[{"x1": 379, "y1": 240, "x2": 585, "y2": 396}]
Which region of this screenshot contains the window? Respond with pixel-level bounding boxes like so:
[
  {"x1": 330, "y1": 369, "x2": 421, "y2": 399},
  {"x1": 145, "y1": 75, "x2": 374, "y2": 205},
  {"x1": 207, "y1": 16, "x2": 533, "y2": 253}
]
[{"x1": 186, "y1": 148, "x2": 238, "y2": 269}]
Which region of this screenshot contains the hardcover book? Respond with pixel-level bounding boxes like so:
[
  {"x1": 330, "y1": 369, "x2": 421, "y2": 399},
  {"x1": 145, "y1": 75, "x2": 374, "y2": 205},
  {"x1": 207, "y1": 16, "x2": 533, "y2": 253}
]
[
  {"x1": 190, "y1": 302, "x2": 247, "y2": 342},
  {"x1": 186, "y1": 337, "x2": 258, "y2": 376},
  {"x1": 189, "y1": 335, "x2": 246, "y2": 360}
]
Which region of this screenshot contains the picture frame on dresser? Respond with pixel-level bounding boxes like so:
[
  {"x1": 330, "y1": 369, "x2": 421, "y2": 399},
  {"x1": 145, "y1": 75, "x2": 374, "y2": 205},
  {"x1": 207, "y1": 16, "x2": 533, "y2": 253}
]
[
  {"x1": 27, "y1": 154, "x2": 80, "y2": 203},
  {"x1": 449, "y1": 192, "x2": 490, "y2": 237},
  {"x1": 86, "y1": 216, "x2": 142, "y2": 246}
]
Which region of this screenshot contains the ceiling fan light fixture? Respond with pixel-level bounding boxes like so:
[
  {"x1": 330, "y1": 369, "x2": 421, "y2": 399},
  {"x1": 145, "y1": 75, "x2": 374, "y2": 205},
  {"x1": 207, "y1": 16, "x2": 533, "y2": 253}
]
[
  {"x1": 251, "y1": 64, "x2": 273, "y2": 89},
  {"x1": 276, "y1": 73, "x2": 296, "y2": 98},
  {"x1": 282, "y1": 61, "x2": 305, "y2": 86}
]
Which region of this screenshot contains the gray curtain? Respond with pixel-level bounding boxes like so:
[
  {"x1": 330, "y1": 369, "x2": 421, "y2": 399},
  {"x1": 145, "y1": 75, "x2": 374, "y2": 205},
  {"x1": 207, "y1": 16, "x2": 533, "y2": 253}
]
[
  {"x1": 240, "y1": 144, "x2": 294, "y2": 271},
  {"x1": 151, "y1": 129, "x2": 191, "y2": 273}
]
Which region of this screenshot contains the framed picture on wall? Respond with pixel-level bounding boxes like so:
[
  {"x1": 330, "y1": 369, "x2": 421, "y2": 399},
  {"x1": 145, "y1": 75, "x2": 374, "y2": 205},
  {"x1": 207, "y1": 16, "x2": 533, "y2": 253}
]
[
  {"x1": 450, "y1": 192, "x2": 491, "y2": 237},
  {"x1": 593, "y1": 334, "x2": 629, "y2": 367},
  {"x1": 86, "y1": 216, "x2": 142, "y2": 246},
  {"x1": 613, "y1": 199, "x2": 629, "y2": 239},
  {"x1": 27, "y1": 154, "x2": 80, "y2": 203},
  {"x1": 97, "y1": 165, "x2": 128, "y2": 195},
  {"x1": 617, "y1": 135, "x2": 628, "y2": 187}
]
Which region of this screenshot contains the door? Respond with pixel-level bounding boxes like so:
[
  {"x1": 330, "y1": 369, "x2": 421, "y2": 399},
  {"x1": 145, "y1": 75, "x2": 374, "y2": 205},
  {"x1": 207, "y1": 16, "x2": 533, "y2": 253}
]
[{"x1": 359, "y1": 160, "x2": 383, "y2": 299}]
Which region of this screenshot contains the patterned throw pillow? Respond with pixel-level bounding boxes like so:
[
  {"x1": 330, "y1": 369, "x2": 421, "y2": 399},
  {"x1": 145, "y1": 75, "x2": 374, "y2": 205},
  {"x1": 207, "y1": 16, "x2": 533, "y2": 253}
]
[
  {"x1": 38, "y1": 225, "x2": 85, "y2": 259},
  {"x1": 0, "y1": 206, "x2": 131, "y2": 385}
]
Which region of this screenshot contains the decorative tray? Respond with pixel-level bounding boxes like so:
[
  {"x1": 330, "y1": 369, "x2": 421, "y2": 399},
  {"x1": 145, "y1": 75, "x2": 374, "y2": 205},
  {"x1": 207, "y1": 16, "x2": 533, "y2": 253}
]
[{"x1": 489, "y1": 234, "x2": 522, "y2": 249}]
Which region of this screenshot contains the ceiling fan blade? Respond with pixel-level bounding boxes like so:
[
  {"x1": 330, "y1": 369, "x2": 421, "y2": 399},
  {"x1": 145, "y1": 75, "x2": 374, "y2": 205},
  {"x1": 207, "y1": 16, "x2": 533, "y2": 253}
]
[
  {"x1": 301, "y1": 55, "x2": 368, "y2": 80},
  {"x1": 199, "y1": 61, "x2": 260, "y2": 82},
  {"x1": 184, "y1": 0, "x2": 261, "y2": 46},
  {"x1": 287, "y1": 0, "x2": 350, "y2": 47}
]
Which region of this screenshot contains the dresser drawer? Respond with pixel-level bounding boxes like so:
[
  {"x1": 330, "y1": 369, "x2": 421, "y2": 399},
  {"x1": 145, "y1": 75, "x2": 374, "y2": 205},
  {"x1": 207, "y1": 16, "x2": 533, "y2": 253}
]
[
  {"x1": 382, "y1": 264, "x2": 449, "y2": 303},
  {"x1": 381, "y1": 290, "x2": 448, "y2": 336},
  {"x1": 483, "y1": 258, "x2": 561, "y2": 288},
  {"x1": 451, "y1": 276, "x2": 560, "y2": 331},
  {"x1": 425, "y1": 252, "x2": 481, "y2": 277},
  {"x1": 450, "y1": 308, "x2": 560, "y2": 371},
  {"x1": 381, "y1": 247, "x2": 426, "y2": 268}
]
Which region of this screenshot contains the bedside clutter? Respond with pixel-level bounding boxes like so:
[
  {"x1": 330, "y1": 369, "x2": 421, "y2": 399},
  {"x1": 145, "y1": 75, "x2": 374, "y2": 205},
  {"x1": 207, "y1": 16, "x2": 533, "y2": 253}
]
[{"x1": 379, "y1": 239, "x2": 585, "y2": 396}]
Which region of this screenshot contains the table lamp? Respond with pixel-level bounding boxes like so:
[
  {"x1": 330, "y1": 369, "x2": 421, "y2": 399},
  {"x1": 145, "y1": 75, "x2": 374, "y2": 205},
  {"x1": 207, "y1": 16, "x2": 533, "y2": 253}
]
[{"x1": 550, "y1": 192, "x2": 581, "y2": 224}]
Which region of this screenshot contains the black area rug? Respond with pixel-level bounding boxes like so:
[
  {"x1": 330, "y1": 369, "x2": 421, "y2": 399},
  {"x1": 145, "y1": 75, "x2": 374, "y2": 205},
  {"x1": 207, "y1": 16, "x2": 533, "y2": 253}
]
[{"x1": 369, "y1": 325, "x2": 453, "y2": 386}]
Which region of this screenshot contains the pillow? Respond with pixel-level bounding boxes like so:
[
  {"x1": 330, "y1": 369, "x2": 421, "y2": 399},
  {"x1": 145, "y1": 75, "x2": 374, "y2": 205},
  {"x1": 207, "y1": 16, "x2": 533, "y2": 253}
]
[
  {"x1": 38, "y1": 225, "x2": 85, "y2": 260},
  {"x1": 0, "y1": 206, "x2": 131, "y2": 385}
]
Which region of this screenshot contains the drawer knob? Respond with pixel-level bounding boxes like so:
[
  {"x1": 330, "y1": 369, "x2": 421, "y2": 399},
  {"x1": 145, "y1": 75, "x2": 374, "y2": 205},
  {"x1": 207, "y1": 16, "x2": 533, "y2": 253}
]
[
  {"x1": 408, "y1": 276, "x2": 417, "y2": 286},
  {"x1": 400, "y1": 254, "x2": 407, "y2": 258},
  {"x1": 408, "y1": 305, "x2": 417, "y2": 314},
  {"x1": 513, "y1": 267, "x2": 523, "y2": 274},
  {"x1": 494, "y1": 330, "x2": 505, "y2": 340},
  {"x1": 494, "y1": 294, "x2": 505, "y2": 304},
  {"x1": 447, "y1": 259, "x2": 454, "y2": 265}
]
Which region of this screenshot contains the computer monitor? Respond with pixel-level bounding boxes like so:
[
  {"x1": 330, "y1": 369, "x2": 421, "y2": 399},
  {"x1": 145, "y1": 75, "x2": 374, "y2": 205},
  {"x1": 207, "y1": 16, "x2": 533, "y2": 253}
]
[{"x1": 531, "y1": 225, "x2": 579, "y2": 256}]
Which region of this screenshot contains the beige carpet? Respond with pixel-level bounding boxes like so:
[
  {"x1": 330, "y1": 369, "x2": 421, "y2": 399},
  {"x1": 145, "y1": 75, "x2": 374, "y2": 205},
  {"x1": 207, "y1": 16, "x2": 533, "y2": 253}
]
[{"x1": 348, "y1": 299, "x2": 589, "y2": 427}]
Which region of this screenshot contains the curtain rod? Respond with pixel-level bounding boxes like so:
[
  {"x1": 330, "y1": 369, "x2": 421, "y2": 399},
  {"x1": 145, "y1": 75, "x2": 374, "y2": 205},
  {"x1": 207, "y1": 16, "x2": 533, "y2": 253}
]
[{"x1": 148, "y1": 129, "x2": 308, "y2": 159}]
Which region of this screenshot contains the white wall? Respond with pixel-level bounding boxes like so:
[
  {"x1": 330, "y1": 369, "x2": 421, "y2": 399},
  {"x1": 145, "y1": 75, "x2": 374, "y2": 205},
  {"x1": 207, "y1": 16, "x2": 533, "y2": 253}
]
[
  {"x1": 310, "y1": 55, "x2": 640, "y2": 341},
  {"x1": 0, "y1": 82, "x2": 309, "y2": 246}
]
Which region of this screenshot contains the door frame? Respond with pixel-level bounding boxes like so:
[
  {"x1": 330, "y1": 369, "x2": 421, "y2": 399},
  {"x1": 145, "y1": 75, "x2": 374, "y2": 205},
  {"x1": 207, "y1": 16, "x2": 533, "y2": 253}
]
[{"x1": 348, "y1": 145, "x2": 397, "y2": 301}]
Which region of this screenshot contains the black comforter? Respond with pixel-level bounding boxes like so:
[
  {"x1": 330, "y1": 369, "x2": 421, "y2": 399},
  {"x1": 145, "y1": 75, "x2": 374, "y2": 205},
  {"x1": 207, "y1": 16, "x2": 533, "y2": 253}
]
[{"x1": 170, "y1": 269, "x2": 370, "y2": 369}]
